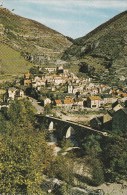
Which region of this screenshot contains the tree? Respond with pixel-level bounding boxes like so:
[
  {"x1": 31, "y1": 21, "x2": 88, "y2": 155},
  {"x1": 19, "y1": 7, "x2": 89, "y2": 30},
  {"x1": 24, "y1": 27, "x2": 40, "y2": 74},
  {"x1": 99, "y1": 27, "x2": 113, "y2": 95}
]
[
  {"x1": 82, "y1": 135, "x2": 102, "y2": 157},
  {"x1": 0, "y1": 113, "x2": 7, "y2": 133},
  {"x1": 8, "y1": 99, "x2": 35, "y2": 125},
  {"x1": 0, "y1": 128, "x2": 53, "y2": 194},
  {"x1": 56, "y1": 182, "x2": 71, "y2": 195},
  {"x1": 44, "y1": 104, "x2": 52, "y2": 114},
  {"x1": 91, "y1": 158, "x2": 104, "y2": 186},
  {"x1": 29, "y1": 67, "x2": 39, "y2": 75},
  {"x1": 0, "y1": 99, "x2": 54, "y2": 194},
  {"x1": 48, "y1": 156, "x2": 74, "y2": 184},
  {"x1": 102, "y1": 136, "x2": 127, "y2": 182}
]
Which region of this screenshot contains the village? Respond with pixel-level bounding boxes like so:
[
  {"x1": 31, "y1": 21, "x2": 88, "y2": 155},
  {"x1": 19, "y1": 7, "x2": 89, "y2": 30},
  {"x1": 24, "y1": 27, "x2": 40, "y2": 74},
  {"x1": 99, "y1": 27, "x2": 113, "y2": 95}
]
[{"x1": 0, "y1": 63, "x2": 127, "y2": 134}]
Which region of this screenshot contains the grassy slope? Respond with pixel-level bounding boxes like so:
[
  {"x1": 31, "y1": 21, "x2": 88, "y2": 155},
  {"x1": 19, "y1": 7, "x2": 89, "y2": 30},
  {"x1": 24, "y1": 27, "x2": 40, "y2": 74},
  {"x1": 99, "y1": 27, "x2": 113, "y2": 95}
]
[
  {"x1": 0, "y1": 43, "x2": 32, "y2": 80},
  {"x1": 0, "y1": 7, "x2": 72, "y2": 81}
]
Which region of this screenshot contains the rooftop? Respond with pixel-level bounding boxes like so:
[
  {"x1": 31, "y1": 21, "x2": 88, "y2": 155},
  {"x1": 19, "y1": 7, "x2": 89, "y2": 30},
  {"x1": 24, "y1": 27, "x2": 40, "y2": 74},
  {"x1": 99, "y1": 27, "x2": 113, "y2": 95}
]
[{"x1": 88, "y1": 96, "x2": 102, "y2": 101}]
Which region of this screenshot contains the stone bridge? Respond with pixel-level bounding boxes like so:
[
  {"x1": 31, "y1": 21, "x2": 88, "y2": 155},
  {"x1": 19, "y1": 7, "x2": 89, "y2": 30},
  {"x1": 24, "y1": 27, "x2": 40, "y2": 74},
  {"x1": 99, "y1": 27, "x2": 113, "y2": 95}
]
[{"x1": 36, "y1": 115, "x2": 108, "y2": 144}]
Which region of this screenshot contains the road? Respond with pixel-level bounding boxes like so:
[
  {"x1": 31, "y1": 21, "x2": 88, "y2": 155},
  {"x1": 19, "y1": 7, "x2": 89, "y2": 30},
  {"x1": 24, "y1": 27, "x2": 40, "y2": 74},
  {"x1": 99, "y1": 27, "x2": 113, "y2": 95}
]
[
  {"x1": 44, "y1": 115, "x2": 109, "y2": 137},
  {"x1": 27, "y1": 96, "x2": 44, "y2": 114}
]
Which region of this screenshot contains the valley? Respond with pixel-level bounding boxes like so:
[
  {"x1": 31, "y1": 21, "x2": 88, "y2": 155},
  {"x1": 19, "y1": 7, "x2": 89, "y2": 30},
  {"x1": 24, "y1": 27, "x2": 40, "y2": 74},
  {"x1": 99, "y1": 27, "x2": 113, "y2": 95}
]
[{"x1": 0, "y1": 6, "x2": 127, "y2": 195}]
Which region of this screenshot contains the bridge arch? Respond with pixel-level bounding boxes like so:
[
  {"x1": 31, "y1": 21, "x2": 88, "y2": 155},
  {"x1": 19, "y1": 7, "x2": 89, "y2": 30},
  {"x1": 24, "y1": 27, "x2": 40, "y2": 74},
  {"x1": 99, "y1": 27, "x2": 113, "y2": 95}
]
[
  {"x1": 65, "y1": 126, "x2": 75, "y2": 139},
  {"x1": 48, "y1": 121, "x2": 55, "y2": 131}
]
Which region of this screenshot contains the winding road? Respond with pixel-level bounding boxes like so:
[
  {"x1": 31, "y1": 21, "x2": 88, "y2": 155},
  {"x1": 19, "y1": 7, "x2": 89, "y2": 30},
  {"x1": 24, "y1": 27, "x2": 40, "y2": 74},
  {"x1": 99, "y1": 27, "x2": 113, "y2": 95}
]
[{"x1": 27, "y1": 96, "x2": 44, "y2": 114}]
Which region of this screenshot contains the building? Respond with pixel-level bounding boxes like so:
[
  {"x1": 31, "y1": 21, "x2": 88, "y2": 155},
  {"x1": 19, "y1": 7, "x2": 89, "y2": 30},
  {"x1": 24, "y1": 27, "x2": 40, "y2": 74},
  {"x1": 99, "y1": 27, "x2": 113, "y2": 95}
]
[
  {"x1": 17, "y1": 89, "x2": 25, "y2": 99},
  {"x1": 24, "y1": 79, "x2": 32, "y2": 87},
  {"x1": 101, "y1": 94, "x2": 113, "y2": 104},
  {"x1": 68, "y1": 84, "x2": 73, "y2": 93},
  {"x1": 7, "y1": 88, "x2": 25, "y2": 101},
  {"x1": 103, "y1": 110, "x2": 114, "y2": 130},
  {"x1": 90, "y1": 116, "x2": 103, "y2": 130},
  {"x1": 91, "y1": 87, "x2": 99, "y2": 95},
  {"x1": 24, "y1": 72, "x2": 31, "y2": 79},
  {"x1": 112, "y1": 108, "x2": 127, "y2": 133},
  {"x1": 54, "y1": 76, "x2": 64, "y2": 85},
  {"x1": 55, "y1": 99, "x2": 63, "y2": 107},
  {"x1": 44, "y1": 67, "x2": 56, "y2": 73},
  {"x1": 112, "y1": 100, "x2": 124, "y2": 112},
  {"x1": 87, "y1": 96, "x2": 102, "y2": 108},
  {"x1": 24, "y1": 72, "x2": 32, "y2": 86},
  {"x1": 7, "y1": 87, "x2": 17, "y2": 100},
  {"x1": 44, "y1": 98, "x2": 51, "y2": 106},
  {"x1": 57, "y1": 65, "x2": 64, "y2": 74},
  {"x1": 73, "y1": 97, "x2": 84, "y2": 107},
  {"x1": 64, "y1": 96, "x2": 74, "y2": 107}
]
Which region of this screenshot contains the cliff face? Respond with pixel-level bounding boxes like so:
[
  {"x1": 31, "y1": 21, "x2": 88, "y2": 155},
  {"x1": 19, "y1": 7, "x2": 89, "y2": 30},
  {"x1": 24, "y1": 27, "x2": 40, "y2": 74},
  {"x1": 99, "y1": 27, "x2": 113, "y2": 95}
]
[
  {"x1": 63, "y1": 11, "x2": 127, "y2": 84},
  {"x1": 0, "y1": 7, "x2": 72, "y2": 60}
]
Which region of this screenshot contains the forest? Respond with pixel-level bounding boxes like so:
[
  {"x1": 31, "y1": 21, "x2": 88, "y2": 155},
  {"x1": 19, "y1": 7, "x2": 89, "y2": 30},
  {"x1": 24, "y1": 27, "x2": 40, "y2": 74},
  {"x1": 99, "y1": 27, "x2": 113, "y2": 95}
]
[{"x1": 0, "y1": 99, "x2": 127, "y2": 194}]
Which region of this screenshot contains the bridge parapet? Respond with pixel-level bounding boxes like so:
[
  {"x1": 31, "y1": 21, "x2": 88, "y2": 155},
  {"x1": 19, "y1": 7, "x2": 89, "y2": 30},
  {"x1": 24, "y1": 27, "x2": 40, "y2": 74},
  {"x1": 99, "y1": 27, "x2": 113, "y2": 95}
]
[{"x1": 36, "y1": 115, "x2": 109, "y2": 143}]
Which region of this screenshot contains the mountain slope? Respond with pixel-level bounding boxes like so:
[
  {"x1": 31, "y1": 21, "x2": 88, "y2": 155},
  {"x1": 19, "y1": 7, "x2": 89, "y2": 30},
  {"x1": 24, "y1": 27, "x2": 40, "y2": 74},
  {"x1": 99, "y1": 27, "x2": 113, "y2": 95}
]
[
  {"x1": 0, "y1": 7, "x2": 72, "y2": 60},
  {"x1": 63, "y1": 11, "x2": 127, "y2": 84},
  {"x1": 0, "y1": 43, "x2": 32, "y2": 80}
]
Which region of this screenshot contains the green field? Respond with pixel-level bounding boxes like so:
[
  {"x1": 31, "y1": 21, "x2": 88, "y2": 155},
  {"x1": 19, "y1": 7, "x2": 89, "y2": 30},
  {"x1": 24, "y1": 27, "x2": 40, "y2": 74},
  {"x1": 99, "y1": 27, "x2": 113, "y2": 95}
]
[{"x1": 0, "y1": 43, "x2": 32, "y2": 80}]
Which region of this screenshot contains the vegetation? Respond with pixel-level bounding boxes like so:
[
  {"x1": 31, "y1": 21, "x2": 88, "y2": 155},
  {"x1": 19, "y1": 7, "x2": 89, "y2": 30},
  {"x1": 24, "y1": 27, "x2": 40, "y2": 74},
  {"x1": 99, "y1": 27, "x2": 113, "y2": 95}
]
[
  {"x1": 0, "y1": 7, "x2": 72, "y2": 67},
  {"x1": 0, "y1": 43, "x2": 32, "y2": 80},
  {"x1": 0, "y1": 99, "x2": 127, "y2": 194},
  {"x1": 80, "y1": 134, "x2": 127, "y2": 186},
  {"x1": 0, "y1": 99, "x2": 52, "y2": 194},
  {"x1": 102, "y1": 135, "x2": 127, "y2": 182},
  {"x1": 62, "y1": 11, "x2": 127, "y2": 83},
  {"x1": 0, "y1": 99, "x2": 76, "y2": 194}
]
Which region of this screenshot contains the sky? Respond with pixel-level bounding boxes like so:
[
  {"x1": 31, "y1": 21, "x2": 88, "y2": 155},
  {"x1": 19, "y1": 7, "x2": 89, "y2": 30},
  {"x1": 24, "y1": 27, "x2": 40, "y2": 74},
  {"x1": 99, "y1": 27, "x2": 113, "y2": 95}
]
[{"x1": 2, "y1": 0, "x2": 127, "y2": 38}]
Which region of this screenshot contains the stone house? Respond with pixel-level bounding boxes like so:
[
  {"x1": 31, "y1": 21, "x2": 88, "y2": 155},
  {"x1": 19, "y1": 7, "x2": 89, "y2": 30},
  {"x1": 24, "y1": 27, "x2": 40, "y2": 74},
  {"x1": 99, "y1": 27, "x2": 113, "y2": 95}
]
[
  {"x1": 32, "y1": 76, "x2": 46, "y2": 88},
  {"x1": 24, "y1": 71, "x2": 32, "y2": 87},
  {"x1": 24, "y1": 72, "x2": 31, "y2": 79},
  {"x1": 90, "y1": 87, "x2": 99, "y2": 95},
  {"x1": 99, "y1": 84, "x2": 110, "y2": 93},
  {"x1": 57, "y1": 65, "x2": 64, "y2": 74},
  {"x1": 101, "y1": 94, "x2": 113, "y2": 105},
  {"x1": 64, "y1": 96, "x2": 74, "y2": 107},
  {"x1": 17, "y1": 89, "x2": 24, "y2": 99},
  {"x1": 7, "y1": 87, "x2": 17, "y2": 100},
  {"x1": 121, "y1": 93, "x2": 127, "y2": 100},
  {"x1": 7, "y1": 88, "x2": 25, "y2": 101},
  {"x1": 112, "y1": 100, "x2": 124, "y2": 112},
  {"x1": 72, "y1": 85, "x2": 84, "y2": 94},
  {"x1": 24, "y1": 79, "x2": 32, "y2": 87},
  {"x1": 112, "y1": 108, "x2": 127, "y2": 133},
  {"x1": 54, "y1": 76, "x2": 64, "y2": 86},
  {"x1": 63, "y1": 69, "x2": 69, "y2": 75},
  {"x1": 55, "y1": 99, "x2": 63, "y2": 107},
  {"x1": 44, "y1": 67, "x2": 56, "y2": 73},
  {"x1": 103, "y1": 110, "x2": 114, "y2": 130},
  {"x1": 73, "y1": 97, "x2": 84, "y2": 107},
  {"x1": 44, "y1": 98, "x2": 51, "y2": 106},
  {"x1": 90, "y1": 116, "x2": 103, "y2": 130},
  {"x1": 68, "y1": 84, "x2": 73, "y2": 94},
  {"x1": 87, "y1": 96, "x2": 102, "y2": 108}
]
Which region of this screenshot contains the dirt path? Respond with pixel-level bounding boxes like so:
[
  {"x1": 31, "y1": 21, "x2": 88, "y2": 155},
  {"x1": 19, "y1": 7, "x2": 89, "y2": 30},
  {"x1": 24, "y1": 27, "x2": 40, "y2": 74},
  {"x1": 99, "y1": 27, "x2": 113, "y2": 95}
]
[{"x1": 89, "y1": 182, "x2": 127, "y2": 195}]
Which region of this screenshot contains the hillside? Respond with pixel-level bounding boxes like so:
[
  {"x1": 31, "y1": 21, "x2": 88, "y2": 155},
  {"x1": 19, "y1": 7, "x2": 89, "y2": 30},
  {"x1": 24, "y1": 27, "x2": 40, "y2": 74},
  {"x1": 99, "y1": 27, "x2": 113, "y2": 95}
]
[
  {"x1": 0, "y1": 7, "x2": 72, "y2": 64},
  {"x1": 63, "y1": 11, "x2": 127, "y2": 85},
  {"x1": 0, "y1": 43, "x2": 32, "y2": 80}
]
